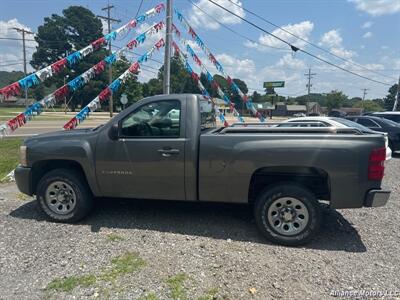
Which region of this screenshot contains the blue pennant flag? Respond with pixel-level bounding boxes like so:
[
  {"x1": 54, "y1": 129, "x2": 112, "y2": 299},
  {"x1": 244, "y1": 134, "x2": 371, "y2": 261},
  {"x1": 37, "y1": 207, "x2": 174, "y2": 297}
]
[
  {"x1": 223, "y1": 95, "x2": 230, "y2": 104},
  {"x1": 187, "y1": 45, "x2": 195, "y2": 58},
  {"x1": 67, "y1": 76, "x2": 85, "y2": 92},
  {"x1": 215, "y1": 62, "x2": 224, "y2": 73},
  {"x1": 136, "y1": 14, "x2": 146, "y2": 23},
  {"x1": 66, "y1": 51, "x2": 82, "y2": 66},
  {"x1": 195, "y1": 36, "x2": 205, "y2": 50},
  {"x1": 109, "y1": 79, "x2": 121, "y2": 93},
  {"x1": 202, "y1": 90, "x2": 210, "y2": 98},
  {"x1": 24, "y1": 102, "x2": 42, "y2": 118},
  {"x1": 231, "y1": 82, "x2": 239, "y2": 93},
  {"x1": 136, "y1": 33, "x2": 146, "y2": 44},
  {"x1": 206, "y1": 71, "x2": 213, "y2": 83},
  {"x1": 18, "y1": 74, "x2": 40, "y2": 90},
  {"x1": 76, "y1": 106, "x2": 90, "y2": 122},
  {"x1": 175, "y1": 9, "x2": 183, "y2": 21},
  {"x1": 104, "y1": 31, "x2": 117, "y2": 42},
  {"x1": 138, "y1": 53, "x2": 149, "y2": 63},
  {"x1": 184, "y1": 61, "x2": 193, "y2": 73},
  {"x1": 104, "y1": 53, "x2": 117, "y2": 65}
]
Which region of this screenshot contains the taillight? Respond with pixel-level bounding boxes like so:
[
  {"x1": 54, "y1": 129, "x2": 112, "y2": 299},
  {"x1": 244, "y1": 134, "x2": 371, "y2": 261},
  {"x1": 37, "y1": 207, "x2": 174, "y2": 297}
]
[{"x1": 368, "y1": 147, "x2": 386, "y2": 181}]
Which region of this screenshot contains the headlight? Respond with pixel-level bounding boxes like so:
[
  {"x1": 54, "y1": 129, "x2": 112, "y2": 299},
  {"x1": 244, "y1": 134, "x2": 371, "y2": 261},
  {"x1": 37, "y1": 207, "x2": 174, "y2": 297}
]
[{"x1": 20, "y1": 145, "x2": 27, "y2": 167}]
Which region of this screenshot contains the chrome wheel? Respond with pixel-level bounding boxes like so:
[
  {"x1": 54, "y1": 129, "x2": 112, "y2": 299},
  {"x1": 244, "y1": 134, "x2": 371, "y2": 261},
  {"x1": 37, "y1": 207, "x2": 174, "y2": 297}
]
[
  {"x1": 267, "y1": 197, "x2": 309, "y2": 236},
  {"x1": 45, "y1": 181, "x2": 77, "y2": 215}
]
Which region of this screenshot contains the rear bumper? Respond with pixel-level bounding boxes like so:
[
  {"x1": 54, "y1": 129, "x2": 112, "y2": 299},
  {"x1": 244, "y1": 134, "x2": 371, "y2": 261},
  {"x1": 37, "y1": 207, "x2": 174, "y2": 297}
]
[
  {"x1": 14, "y1": 165, "x2": 33, "y2": 196},
  {"x1": 364, "y1": 189, "x2": 391, "y2": 207}
]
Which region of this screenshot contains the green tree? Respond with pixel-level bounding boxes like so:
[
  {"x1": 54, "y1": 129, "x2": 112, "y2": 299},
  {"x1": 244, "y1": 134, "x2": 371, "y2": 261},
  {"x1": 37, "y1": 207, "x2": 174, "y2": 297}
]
[
  {"x1": 352, "y1": 100, "x2": 383, "y2": 112},
  {"x1": 31, "y1": 6, "x2": 108, "y2": 110},
  {"x1": 326, "y1": 90, "x2": 347, "y2": 112},
  {"x1": 384, "y1": 83, "x2": 399, "y2": 111},
  {"x1": 110, "y1": 57, "x2": 143, "y2": 109}
]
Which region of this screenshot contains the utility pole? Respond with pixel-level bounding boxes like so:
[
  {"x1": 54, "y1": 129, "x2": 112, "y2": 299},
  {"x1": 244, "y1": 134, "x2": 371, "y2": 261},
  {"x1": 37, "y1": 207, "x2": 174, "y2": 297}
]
[
  {"x1": 361, "y1": 88, "x2": 369, "y2": 112},
  {"x1": 98, "y1": 5, "x2": 120, "y2": 117},
  {"x1": 361, "y1": 88, "x2": 369, "y2": 101},
  {"x1": 12, "y1": 27, "x2": 34, "y2": 108},
  {"x1": 304, "y1": 68, "x2": 316, "y2": 115},
  {"x1": 163, "y1": 0, "x2": 173, "y2": 94},
  {"x1": 393, "y1": 76, "x2": 400, "y2": 111}
]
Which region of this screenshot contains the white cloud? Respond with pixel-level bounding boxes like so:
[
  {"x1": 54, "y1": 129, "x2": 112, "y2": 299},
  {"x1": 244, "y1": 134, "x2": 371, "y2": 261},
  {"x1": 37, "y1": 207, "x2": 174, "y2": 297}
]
[
  {"x1": 319, "y1": 29, "x2": 357, "y2": 59},
  {"x1": 188, "y1": 0, "x2": 245, "y2": 30},
  {"x1": 276, "y1": 54, "x2": 306, "y2": 70},
  {"x1": 362, "y1": 31, "x2": 373, "y2": 38},
  {"x1": 319, "y1": 29, "x2": 342, "y2": 48},
  {"x1": 0, "y1": 19, "x2": 37, "y2": 72},
  {"x1": 245, "y1": 21, "x2": 314, "y2": 51},
  {"x1": 349, "y1": 0, "x2": 400, "y2": 16},
  {"x1": 361, "y1": 21, "x2": 373, "y2": 29}
]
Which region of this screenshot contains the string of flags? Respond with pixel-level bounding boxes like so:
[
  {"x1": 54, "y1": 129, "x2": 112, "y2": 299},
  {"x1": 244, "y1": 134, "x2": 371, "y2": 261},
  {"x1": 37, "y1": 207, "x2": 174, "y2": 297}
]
[
  {"x1": 0, "y1": 22, "x2": 165, "y2": 138},
  {"x1": 0, "y1": 3, "x2": 165, "y2": 100},
  {"x1": 174, "y1": 9, "x2": 265, "y2": 122},
  {"x1": 63, "y1": 39, "x2": 166, "y2": 130},
  {"x1": 172, "y1": 41, "x2": 228, "y2": 127},
  {"x1": 172, "y1": 27, "x2": 244, "y2": 123}
]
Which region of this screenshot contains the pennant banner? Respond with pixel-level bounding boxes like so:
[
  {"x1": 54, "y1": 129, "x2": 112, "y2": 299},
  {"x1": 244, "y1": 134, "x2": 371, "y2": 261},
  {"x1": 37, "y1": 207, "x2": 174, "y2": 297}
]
[
  {"x1": 172, "y1": 42, "x2": 228, "y2": 127},
  {"x1": 63, "y1": 39, "x2": 166, "y2": 130},
  {"x1": 173, "y1": 11, "x2": 265, "y2": 122},
  {"x1": 0, "y1": 3, "x2": 165, "y2": 100},
  {"x1": 0, "y1": 22, "x2": 165, "y2": 138},
  {"x1": 172, "y1": 30, "x2": 244, "y2": 123}
]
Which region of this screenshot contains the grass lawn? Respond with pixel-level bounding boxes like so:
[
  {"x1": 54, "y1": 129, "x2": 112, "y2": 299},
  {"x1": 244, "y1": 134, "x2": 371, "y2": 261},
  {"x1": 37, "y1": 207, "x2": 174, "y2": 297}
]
[{"x1": 0, "y1": 138, "x2": 23, "y2": 180}]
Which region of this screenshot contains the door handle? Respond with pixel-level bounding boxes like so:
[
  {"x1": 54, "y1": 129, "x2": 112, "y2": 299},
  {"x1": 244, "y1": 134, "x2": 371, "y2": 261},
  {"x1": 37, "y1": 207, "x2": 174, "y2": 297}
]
[{"x1": 157, "y1": 148, "x2": 180, "y2": 157}]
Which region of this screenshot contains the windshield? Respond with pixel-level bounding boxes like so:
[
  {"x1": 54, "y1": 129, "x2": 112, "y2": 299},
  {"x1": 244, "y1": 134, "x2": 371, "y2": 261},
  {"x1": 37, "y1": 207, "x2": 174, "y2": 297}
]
[
  {"x1": 332, "y1": 117, "x2": 375, "y2": 133},
  {"x1": 380, "y1": 117, "x2": 400, "y2": 127}
]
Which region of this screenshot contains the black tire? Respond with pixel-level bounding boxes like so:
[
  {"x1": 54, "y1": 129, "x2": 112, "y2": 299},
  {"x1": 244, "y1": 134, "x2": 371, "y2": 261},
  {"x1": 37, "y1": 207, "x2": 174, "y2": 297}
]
[
  {"x1": 36, "y1": 168, "x2": 93, "y2": 223},
  {"x1": 254, "y1": 183, "x2": 321, "y2": 246}
]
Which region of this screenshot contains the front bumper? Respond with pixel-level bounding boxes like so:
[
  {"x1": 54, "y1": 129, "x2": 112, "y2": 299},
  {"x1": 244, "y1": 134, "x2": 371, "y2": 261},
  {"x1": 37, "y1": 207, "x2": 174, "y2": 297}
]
[
  {"x1": 364, "y1": 189, "x2": 391, "y2": 207},
  {"x1": 14, "y1": 165, "x2": 33, "y2": 196}
]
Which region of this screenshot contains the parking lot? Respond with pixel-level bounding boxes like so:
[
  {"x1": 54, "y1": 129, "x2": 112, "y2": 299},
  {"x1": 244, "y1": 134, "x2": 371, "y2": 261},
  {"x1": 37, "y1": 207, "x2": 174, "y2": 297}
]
[{"x1": 0, "y1": 157, "x2": 399, "y2": 299}]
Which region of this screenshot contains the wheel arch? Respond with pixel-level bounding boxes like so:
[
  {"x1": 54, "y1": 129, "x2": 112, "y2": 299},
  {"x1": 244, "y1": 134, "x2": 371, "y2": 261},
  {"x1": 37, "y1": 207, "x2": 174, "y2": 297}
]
[
  {"x1": 248, "y1": 166, "x2": 331, "y2": 204},
  {"x1": 31, "y1": 159, "x2": 96, "y2": 195}
]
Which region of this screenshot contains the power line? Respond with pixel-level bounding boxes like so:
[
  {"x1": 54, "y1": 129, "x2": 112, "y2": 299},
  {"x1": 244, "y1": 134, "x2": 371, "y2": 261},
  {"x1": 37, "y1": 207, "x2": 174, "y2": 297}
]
[
  {"x1": 225, "y1": 0, "x2": 397, "y2": 82},
  {"x1": 206, "y1": 0, "x2": 393, "y2": 87},
  {"x1": 186, "y1": 0, "x2": 289, "y2": 52},
  {"x1": 0, "y1": 62, "x2": 24, "y2": 67}
]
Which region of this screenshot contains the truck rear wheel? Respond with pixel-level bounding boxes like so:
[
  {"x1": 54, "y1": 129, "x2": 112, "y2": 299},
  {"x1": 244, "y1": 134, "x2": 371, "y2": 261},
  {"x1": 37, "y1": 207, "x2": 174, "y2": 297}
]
[
  {"x1": 254, "y1": 184, "x2": 321, "y2": 246},
  {"x1": 36, "y1": 168, "x2": 93, "y2": 223}
]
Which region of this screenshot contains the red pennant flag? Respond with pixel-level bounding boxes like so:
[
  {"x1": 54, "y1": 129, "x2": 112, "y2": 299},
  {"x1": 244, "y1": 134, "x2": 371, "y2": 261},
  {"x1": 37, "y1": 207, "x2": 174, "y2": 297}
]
[
  {"x1": 99, "y1": 87, "x2": 112, "y2": 102},
  {"x1": 54, "y1": 85, "x2": 69, "y2": 100},
  {"x1": 127, "y1": 39, "x2": 138, "y2": 49},
  {"x1": 91, "y1": 37, "x2": 106, "y2": 50},
  {"x1": 93, "y1": 61, "x2": 106, "y2": 75},
  {"x1": 51, "y1": 58, "x2": 67, "y2": 74},
  {"x1": 64, "y1": 117, "x2": 78, "y2": 130},
  {"x1": 129, "y1": 62, "x2": 140, "y2": 73},
  {"x1": 0, "y1": 82, "x2": 21, "y2": 99},
  {"x1": 155, "y1": 39, "x2": 165, "y2": 50}
]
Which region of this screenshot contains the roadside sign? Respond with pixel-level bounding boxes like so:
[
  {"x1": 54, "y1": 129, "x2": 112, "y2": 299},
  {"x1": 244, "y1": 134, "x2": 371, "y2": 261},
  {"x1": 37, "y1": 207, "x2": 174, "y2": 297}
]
[
  {"x1": 264, "y1": 81, "x2": 285, "y2": 88},
  {"x1": 120, "y1": 94, "x2": 128, "y2": 105}
]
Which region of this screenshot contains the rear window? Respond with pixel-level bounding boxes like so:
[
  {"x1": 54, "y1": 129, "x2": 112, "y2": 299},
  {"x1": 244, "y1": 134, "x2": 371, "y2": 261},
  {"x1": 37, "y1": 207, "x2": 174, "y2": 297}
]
[
  {"x1": 375, "y1": 114, "x2": 400, "y2": 123},
  {"x1": 199, "y1": 97, "x2": 216, "y2": 130}
]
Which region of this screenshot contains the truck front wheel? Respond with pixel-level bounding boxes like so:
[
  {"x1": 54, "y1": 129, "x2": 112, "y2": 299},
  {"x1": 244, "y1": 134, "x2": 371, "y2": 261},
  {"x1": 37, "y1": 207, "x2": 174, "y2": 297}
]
[
  {"x1": 36, "y1": 168, "x2": 93, "y2": 223},
  {"x1": 254, "y1": 184, "x2": 321, "y2": 246}
]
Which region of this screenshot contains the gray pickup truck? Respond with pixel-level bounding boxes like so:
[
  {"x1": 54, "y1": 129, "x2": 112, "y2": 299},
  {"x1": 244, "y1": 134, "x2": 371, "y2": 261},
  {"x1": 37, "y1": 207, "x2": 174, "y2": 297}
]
[{"x1": 15, "y1": 94, "x2": 391, "y2": 245}]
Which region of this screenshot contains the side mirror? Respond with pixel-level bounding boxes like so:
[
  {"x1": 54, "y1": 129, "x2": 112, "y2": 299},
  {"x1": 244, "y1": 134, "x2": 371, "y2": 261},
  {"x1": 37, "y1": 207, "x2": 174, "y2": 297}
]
[{"x1": 108, "y1": 123, "x2": 119, "y2": 140}]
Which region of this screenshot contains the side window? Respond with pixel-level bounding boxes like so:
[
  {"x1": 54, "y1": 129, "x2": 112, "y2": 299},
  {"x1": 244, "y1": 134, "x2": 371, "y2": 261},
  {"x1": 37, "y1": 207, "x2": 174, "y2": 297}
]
[
  {"x1": 357, "y1": 118, "x2": 378, "y2": 128},
  {"x1": 120, "y1": 100, "x2": 181, "y2": 138}
]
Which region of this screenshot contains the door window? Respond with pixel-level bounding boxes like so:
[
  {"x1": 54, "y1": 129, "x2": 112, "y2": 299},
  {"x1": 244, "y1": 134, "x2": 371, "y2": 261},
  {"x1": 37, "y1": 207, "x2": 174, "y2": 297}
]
[
  {"x1": 120, "y1": 100, "x2": 181, "y2": 137},
  {"x1": 357, "y1": 118, "x2": 380, "y2": 128}
]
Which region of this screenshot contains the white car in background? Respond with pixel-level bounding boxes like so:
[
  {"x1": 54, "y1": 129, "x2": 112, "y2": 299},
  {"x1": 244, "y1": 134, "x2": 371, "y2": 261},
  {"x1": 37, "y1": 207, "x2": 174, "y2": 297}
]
[{"x1": 278, "y1": 116, "x2": 392, "y2": 160}]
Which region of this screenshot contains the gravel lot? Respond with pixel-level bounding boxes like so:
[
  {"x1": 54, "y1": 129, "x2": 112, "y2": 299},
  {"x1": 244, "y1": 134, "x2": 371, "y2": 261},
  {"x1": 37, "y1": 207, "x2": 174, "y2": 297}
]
[{"x1": 0, "y1": 158, "x2": 399, "y2": 299}]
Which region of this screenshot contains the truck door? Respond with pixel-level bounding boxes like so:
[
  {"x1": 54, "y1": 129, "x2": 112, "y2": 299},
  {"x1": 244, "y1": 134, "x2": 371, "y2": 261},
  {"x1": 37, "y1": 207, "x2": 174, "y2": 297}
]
[{"x1": 96, "y1": 99, "x2": 186, "y2": 200}]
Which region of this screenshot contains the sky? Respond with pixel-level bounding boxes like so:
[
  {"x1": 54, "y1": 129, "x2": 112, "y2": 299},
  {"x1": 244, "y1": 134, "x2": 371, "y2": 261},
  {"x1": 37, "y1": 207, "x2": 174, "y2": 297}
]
[{"x1": 0, "y1": 0, "x2": 399, "y2": 99}]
